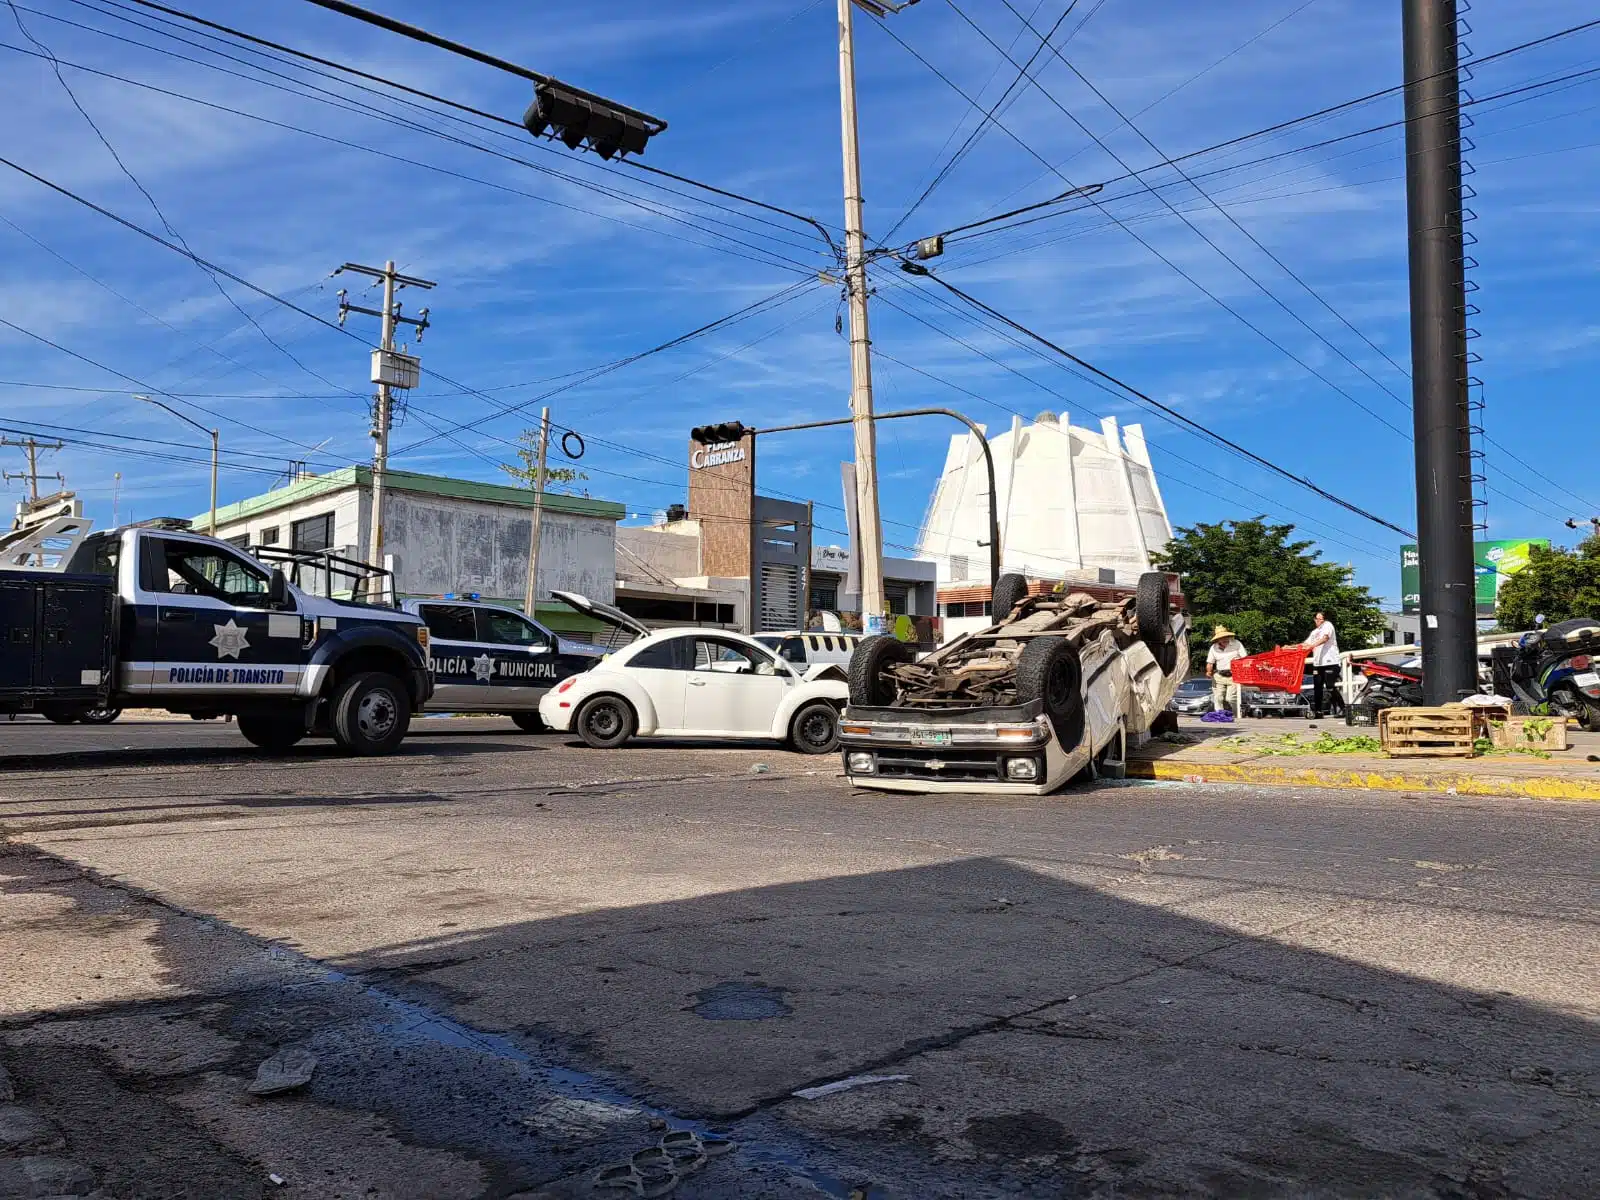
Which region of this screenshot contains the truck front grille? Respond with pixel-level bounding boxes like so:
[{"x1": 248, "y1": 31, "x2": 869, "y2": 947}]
[{"x1": 872, "y1": 751, "x2": 1004, "y2": 783}]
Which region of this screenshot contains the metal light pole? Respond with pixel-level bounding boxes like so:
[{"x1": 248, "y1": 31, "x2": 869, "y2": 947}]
[
  {"x1": 136, "y1": 395, "x2": 218, "y2": 534},
  {"x1": 1402, "y1": 0, "x2": 1478, "y2": 704},
  {"x1": 754, "y1": 406, "x2": 1001, "y2": 593}
]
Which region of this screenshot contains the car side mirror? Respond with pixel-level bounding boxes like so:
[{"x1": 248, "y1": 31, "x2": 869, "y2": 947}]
[{"x1": 267, "y1": 568, "x2": 290, "y2": 610}]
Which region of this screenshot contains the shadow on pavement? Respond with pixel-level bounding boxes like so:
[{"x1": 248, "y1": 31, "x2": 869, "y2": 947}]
[{"x1": 320, "y1": 856, "x2": 1599, "y2": 1198}]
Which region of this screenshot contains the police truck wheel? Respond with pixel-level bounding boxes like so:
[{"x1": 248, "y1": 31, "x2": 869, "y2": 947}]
[
  {"x1": 330, "y1": 672, "x2": 410, "y2": 756},
  {"x1": 990, "y1": 573, "x2": 1030, "y2": 623},
  {"x1": 1136, "y1": 572, "x2": 1171, "y2": 647},
  {"x1": 238, "y1": 714, "x2": 306, "y2": 754},
  {"x1": 575, "y1": 696, "x2": 634, "y2": 749},
  {"x1": 79, "y1": 706, "x2": 121, "y2": 725},
  {"x1": 511, "y1": 711, "x2": 546, "y2": 734},
  {"x1": 1015, "y1": 638, "x2": 1085, "y2": 750},
  {"x1": 789, "y1": 702, "x2": 840, "y2": 755},
  {"x1": 847, "y1": 636, "x2": 914, "y2": 707}
]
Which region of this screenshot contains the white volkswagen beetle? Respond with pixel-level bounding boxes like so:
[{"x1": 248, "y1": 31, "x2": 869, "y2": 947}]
[{"x1": 538, "y1": 593, "x2": 850, "y2": 753}]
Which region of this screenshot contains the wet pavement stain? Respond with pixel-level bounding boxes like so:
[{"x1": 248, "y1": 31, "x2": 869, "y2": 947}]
[
  {"x1": 692, "y1": 982, "x2": 792, "y2": 1021},
  {"x1": 965, "y1": 1111, "x2": 1079, "y2": 1159}
]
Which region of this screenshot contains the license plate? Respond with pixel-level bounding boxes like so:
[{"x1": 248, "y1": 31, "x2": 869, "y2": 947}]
[
  {"x1": 1576, "y1": 671, "x2": 1600, "y2": 689},
  {"x1": 910, "y1": 729, "x2": 953, "y2": 747}
]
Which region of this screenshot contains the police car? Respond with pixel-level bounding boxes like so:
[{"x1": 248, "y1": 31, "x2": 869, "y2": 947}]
[
  {"x1": 1, "y1": 517, "x2": 431, "y2": 755},
  {"x1": 401, "y1": 596, "x2": 607, "y2": 730}
]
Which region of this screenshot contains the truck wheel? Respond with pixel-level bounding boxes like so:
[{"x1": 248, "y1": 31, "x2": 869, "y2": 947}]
[
  {"x1": 79, "y1": 706, "x2": 121, "y2": 725},
  {"x1": 1015, "y1": 638, "x2": 1085, "y2": 750},
  {"x1": 330, "y1": 672, "x2": 410, "y2": 756},
  {"x1": 575, "y1": 695, "x2": 634, "y2": 749},
  {"x1": 511, "y1": 711, "x2": 546, "y2": 734},
  {"x1": 848, "y1": 636, "x2": 914, "y2": 707},
  {"x1": 238, "y1": 714, "x2": 306, "y2": 754},
  {"x1": 789, "y1": 701, "x2": 840, "y2": 755},
  {"x1": 1136, "y1": 572, "x2": 1171, "y2": 647},
  {"x1": 991, "y1": 573, "x2": 1030, "y2": 623}
]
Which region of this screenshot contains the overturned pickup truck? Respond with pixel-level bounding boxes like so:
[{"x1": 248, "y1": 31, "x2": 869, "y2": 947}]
[{"x1": 840, "y1": 571, "x2": 1188, "y2": 793}]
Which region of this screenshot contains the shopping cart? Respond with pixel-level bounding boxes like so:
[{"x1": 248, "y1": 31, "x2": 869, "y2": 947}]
[{"x1": 1230, "y1": 646, "x2": 1309, "y2": 694}]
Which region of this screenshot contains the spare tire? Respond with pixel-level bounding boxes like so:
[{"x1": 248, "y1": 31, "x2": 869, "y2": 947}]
[
  {"x1": 848, "y1": 635, "x2": 914, "y2": 707},
  {"x1": 1015, "y1": 637, "x2": 1085, "y2": 750},
  {"x1": 1136, "y1": 572, "x2": 1172, "y2": 647},
  {"x1": 991, "y1": 573, "x2": 1030, "y2": 623}
]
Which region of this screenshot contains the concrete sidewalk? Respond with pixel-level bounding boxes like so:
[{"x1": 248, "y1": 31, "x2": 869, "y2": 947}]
[{"x1": 1131, "y1": 715, "x2": 1600, "y2": 801}]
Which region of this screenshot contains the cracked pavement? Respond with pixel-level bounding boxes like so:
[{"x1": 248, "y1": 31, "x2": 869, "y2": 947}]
[{"x1": 1, "y1": 716, "x2": 1596, "y2": 1198}]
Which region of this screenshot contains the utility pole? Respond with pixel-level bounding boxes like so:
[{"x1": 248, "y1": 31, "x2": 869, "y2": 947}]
[
  {"x1": 136, "y1": 396, "x2": 218, "y2": 534},
  {"x1": 2, "y1": 436, "x2": 65, "y2": 501},
  {"x1": 836, "y1": 0, "x2": 905, "y2": 633},
  {"x1": 522, "y1": 407, "x2": 552, "y2": 618},
  {"x1": 335, "y1": 261, "x2": 434, "y2": 568},
  {"x1": 1402, "y1": 0, "x2": 1477, "y2": 704}
]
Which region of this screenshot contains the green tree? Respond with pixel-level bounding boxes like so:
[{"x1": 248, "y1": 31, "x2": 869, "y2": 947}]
[
  {"x1": 1495, "y1": 536, "x2": 1600, "y2": 630},
  {"x1": 1151, "y1": 517, "x2": 1385, "y2": 663},
  {"x1": 499, "y1": 427, "x2": 588, "y2": 496}
]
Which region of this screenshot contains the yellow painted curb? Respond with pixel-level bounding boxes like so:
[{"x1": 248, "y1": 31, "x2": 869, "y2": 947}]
[{"x1": 1127, "y1": 757, "x2": 1600, "y2": 802}]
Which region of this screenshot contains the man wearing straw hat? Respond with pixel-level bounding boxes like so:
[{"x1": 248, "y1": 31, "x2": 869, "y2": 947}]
[{"x1": 1205, "y1": 625, "x2": 1249, "y2": 718}]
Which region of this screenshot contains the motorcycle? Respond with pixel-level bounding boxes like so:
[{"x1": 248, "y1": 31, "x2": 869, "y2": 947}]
[
  {"x1": 1492, "y1": 618, "x2": 1600, "y2": 731},
  {"x1": 1345, "y1": 659, "x2": 1426, "y2": 726}
]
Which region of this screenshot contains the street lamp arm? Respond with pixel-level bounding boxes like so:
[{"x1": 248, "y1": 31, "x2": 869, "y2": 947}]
[
  {"x1": 136, "y1": 394, "x2": 219, "y2": 535},
  {"x1": 754, "y1": 406, "x2": 1001, "y2": 591},
  {"x1": 134, "y1": 393, "x2": 211, "y2": 438}
]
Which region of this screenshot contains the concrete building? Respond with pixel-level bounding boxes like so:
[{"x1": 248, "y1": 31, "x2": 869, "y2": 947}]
[
  {"x1": 203, "y1": 467, "x2": 624, "y2": 633},
  {"x1": 917, "y1": 412, "x2": 1173, "y2": 638}
]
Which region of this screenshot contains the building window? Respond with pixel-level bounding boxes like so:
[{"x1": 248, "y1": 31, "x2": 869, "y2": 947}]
[
  {"x1": 291, "y1": 513, "x2": 333, "y2": 552},
  {"x1": 886, "y1": 583, "x2": 910, "y2": 616},
  {"x1": 942, "y1": 600, "x2": 992, "y2": 618},
  {"x1": 260, "y1": 526, "x2": 280, "y2": 545}
]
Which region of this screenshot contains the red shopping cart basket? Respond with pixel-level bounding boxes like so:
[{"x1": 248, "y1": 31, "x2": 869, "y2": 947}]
[{"x1": 1230, "y1": 646, "x2": 1309, "y2": 694}]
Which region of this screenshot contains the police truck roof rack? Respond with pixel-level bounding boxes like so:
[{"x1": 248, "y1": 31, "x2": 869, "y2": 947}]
[
  {"x1": 129, "y1": 517, "x2": 194, "y2": 531},
  {"x1": 249, "y1": 544, "x2": 397, "y2": 607}
]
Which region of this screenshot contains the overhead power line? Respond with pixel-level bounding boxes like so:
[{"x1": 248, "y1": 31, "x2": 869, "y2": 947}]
[
  {"x1": 907, "y1": 269, "x2": 1415, "y2": 538},
  {"x1": 884, "y1": 0, "x2": 1085, "y2": 243},
  {"x1": 0, "y1": 27, "x2": 821, "y2": 274},
  {"x1": 111, "y1": 0, "x2": 839, "y2": 253},
  {"x1": 890, "y1": 15, "x2": 1600, "y2": 253}
]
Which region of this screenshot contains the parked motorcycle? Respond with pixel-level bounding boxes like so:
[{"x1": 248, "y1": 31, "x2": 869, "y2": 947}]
[
  {"x1": 1491, "y1": 618, "x2": 1600, "y2": 731},
  {"x1": 1345, "y1": 659, "x2": 1426, "y2": 726}
]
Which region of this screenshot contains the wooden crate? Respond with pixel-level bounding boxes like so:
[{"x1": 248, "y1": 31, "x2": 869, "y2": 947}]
[
  {"x1": 1488, "y1": 715, "x2": 1570, "y2": 752},
  {"x1": 1380, "y1": 707, "x2": 1477, "y2": 758}
]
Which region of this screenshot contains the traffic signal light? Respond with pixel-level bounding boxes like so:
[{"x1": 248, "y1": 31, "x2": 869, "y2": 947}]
[
  {"x1": 691, "y1": 421, "x2": 749, "y2": 445},
  {"x1": 523, "y1": 84, "x2": 655, "y2": 159}
]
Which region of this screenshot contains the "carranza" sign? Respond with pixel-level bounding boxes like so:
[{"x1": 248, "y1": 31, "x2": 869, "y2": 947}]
[{"x1": 691, "y1": 442, "x2": 746, "y2": 470}]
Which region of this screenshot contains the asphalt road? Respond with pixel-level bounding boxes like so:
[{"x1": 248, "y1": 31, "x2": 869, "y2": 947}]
[{"x1": 1, "y1": 716, "x2": 1595, "y2": 1199}]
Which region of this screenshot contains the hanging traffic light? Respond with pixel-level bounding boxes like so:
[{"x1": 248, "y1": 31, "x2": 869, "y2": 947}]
[
  {"x1": 523, "y1": 83, "x2": 656, "y2": 159},
  {"x1": 691, "y1": 422, "x2": 750, "y2": 445}
]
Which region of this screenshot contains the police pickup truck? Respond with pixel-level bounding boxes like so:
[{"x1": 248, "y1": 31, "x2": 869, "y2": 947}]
[
  {"x1": 1, "y1": 515, "x2": 431, "y2": 755},
  {"x1": 400, "y1": 596, "x2": 607, "y2": 730}
]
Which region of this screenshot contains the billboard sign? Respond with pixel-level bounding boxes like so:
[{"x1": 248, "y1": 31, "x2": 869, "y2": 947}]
[{"x1": 1400, "y1": 539, "x2": 1549, "y2": 616}]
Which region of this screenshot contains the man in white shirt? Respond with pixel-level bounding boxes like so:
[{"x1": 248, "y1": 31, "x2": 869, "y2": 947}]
[
  {"x1": 1304, "y1": 612, "x2": 1343, "y2": 716},
  {"x1": 1205, "y1": 625, "x2": 1249, "y2": 717}
]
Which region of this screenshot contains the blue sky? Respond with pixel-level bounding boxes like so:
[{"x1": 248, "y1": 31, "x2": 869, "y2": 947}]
[{"x1": 2, "y1": 0, "x2": 1597, "y2": 606}]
